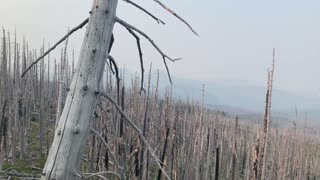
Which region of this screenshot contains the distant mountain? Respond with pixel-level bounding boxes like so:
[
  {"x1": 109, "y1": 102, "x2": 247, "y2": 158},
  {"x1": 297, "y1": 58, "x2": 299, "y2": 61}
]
[
  {"x1": 123, "y1": 70, "x2": 320, "y2": 124},
  {"x1": 159, "y1": 75, "x2": 320, "y2": 124},
  {"x1": 169, "y1": 77, "x2": 320, "y2": 111}
]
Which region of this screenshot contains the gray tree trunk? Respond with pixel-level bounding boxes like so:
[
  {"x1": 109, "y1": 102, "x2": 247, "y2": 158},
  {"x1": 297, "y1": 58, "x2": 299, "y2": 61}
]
[
  {"x1": 41, "y1": 0, "x2": 118, "y2": 179},
  {"x1": 55, "y1": 40, "x2": 68, "y2": 128},
  {"x1": 0, "y1": 29, "x2": 8, "y2": 171},
  {"x1": 39, "y1": 44, "x2": 45, "y2": 156}
]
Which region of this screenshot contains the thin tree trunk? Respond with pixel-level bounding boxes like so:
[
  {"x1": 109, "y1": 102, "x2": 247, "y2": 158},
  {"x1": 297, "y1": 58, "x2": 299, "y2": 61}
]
[
  {"x1": 55, "y1": 40, "x2": 68, "y2": 128},
  {"x1": 39, "y1": 43, "x2": 45, "y2": 156},
  {"x1": 229, "y1": 116, "x2": 238, "y2": 180},
  {"x1": 0, "y1": 29, "x2": 8, "y2": 170},
  {"x1": 261, "y1": 49, "x2": 275, "y2": 180},
  {"x1": 214, "y1": 146, "x2": 220, "y2": 180}
]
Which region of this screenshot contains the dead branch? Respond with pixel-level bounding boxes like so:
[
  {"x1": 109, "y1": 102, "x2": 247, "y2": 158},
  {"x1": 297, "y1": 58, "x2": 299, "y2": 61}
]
[
  {"x1": 99, "y1": 91, "x2": 171, "y2": 180},
  {"x1": 162, "y1": 56, "x2": 172, "y2": 84},
  {"x1": 90, "y1": 127, "x2": 125, "y2": 178},
  {"x1": 107, "y1": 55, "x2": 120, "y2": 83},
  {"x1": 116, "y1": 17, "x2": 180, "y2": 63},
  {"x1": 123, "y1": 0, "x2": 165, "y2": 24},
  {"x1": 21, "y1": 18, "x2": 89, "y2": 77},
  {"x1": 116, "y1": 17, "x2": 179, "y2": 84},
  {"x1": 107, "y1": 55, "x2": 121, "y2": 101},
  {"x1": 153, "y1": 0, "x2": 199, "y2": 36},
  {"x1": 106, "y1": 59, "x2": 114, "y2": 74},
  {"x1": 83, "y1": 171, "x2": 121, "y2": 179},
  {"x1": 105, "y1": 34, "x2": 115, "y2": 74},
  {"x1": 0, "y1": 171, "x2": 41, "y2": 178},
  {"x1": 108, "y1": 34, "x2": 115, "y2": 53},
  {"x1": 31, "y1": 166, "x2": 42, "y2": 171},
  {"x1": 124, "y1": 27, "x2": 146, "y2": 93}
]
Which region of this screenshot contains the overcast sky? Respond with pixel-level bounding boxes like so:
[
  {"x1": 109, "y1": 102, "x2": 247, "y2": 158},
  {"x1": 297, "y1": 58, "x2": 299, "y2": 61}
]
[{"x1": 1, "y1": 0, "x2": 320, "y2": 96}]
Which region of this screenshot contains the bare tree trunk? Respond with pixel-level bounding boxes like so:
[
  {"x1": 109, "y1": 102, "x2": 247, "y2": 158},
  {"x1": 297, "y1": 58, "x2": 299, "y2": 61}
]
[
  {"x1": 229, "y1": 116, "x2": 238, "y2": 180},
  {"x1": 55, "y1": 40, "x2": 68, "y2": 128},
  {"x1": 0, "y1": 29, "x2": 8, "y2": 170},
  {"x1": 10, "y1": 34, "x2": 18, "y2": 164},
  {"x1": 261, "y1": 49, "x2": 275, "y2": 180},
  {"x1": 39, "y1": 43, "x2": 45, "y2": 156},
  {"x1": 253, "y1": 132, "x2": 260, "y2": 180},
  {"x1": 46, "y1": 45, "x2": 51, "y2": 154},
  {"x1": 20, "y1": 39, "x2": 27, "y2": 159},
  {"x1": 138, "y1": 65, "x2": 152, "y2": 180},
  {"x1": 41, "y1": 0, "x2": 118, "y2": 179},
  {"x1": 214, "y1": 146, "x2": 220, "y2": 180}
]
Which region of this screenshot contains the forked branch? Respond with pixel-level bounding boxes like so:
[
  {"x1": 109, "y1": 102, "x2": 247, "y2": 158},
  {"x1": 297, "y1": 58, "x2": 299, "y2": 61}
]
[
  {"x1": 116, "y1": 17, "x2": 179, "y2": 84},
  {"x1": 21, "y1": 18, "x2": 89, "y2": 77},
  {"x1": 116, "y1": 17, "x2": 180, "y2": 63},
  {"x1": 99, "y1": 91, "x2": 171, "y2": 180},
  {"x1": 162, "y1": 56, "x2": 172, "y2": 84}
]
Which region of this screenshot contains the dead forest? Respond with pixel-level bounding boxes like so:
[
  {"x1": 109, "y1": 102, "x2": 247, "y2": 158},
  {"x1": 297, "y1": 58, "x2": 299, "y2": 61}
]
[
  {"x1": 0, "y1": 29, "x2": 319, "y2": 180},
  {"x1": 1, "y1": 1, "x2": 320, "y2": 180}
]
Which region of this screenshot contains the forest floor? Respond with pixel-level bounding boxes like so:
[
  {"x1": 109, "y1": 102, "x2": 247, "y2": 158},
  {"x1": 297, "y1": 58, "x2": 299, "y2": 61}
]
[{"x1": 2, "y1": 115, "x2": 50, "y2": 178}]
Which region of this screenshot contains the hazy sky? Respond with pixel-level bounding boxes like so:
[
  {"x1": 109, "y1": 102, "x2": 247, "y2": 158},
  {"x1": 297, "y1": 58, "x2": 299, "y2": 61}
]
[{"x1": 1, "y1": 0, "x2": 320, "y2": 96}]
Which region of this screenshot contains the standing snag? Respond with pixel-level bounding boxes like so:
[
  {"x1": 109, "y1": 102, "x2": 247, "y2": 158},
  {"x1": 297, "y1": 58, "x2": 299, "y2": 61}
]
[{"x1": 41, "y1": 1, "x2": 119, "y2": 179}]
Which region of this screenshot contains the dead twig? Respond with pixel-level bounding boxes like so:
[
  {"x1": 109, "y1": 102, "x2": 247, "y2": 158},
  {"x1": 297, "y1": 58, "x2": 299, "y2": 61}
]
[
  {"x1": 123, "y1": 0, "x2": 165, "y2": 24},
  {"x1": 153, "y1": 0, "x2": 199, "y2": 36},
  {"x1": 21, "y1": 18, "x2": 89, "y2": 77}
]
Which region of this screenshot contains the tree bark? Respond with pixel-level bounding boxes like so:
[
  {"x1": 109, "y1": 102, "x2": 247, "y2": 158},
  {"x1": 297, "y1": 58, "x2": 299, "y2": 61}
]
[{"x1": 41, "y1": 0, "x2": 118, "y2": 179}]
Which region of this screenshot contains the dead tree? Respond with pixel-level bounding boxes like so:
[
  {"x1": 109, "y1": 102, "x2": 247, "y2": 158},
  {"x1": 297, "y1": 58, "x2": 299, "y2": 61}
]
[
  {"x1": 39, "y1": 1, "x2": 119, "y2": 179},
  {"x1": 229, "y1": 116, "x2": 238, "y2": 180},
  {"x1": 39, "y1": 43, "x2": 45, "y2": 156},
  {"x1": 253, "y1": 131, "x2": 260, "y2": 180},
  {"x1": 260, "y1": 49, "x2": 275, "y2": 180},
  {"x1": 19, "y1": 0, "x2": 198, "y2": 179},
  {"x1": 0, "y1": 29, "x2": 8, "y2": 170},
  {"x1": 55, "y1": 40, "x2": 68, "y2": 128}
]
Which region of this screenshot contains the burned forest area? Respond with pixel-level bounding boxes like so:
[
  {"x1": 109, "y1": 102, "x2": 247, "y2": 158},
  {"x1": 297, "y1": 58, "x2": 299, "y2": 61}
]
[{"x1": 0, "y1": 0, "x2": 320, "y2": 180}]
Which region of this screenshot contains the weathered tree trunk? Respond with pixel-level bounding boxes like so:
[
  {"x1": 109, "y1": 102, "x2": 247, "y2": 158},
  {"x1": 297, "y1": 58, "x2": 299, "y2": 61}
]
[
  {"x1": 261, "y1": 49, "x2": 275, "y2": 180},
  {"x1": 41, "y1": 0, "x2": 118, "y2": 179},
  {"x1": 38, "y1": 43, "x2": 45, "y2": 157},
  {"x1": 20, "y1": 40, "x2": 27, "y2": 159},
  {"x1": 139, "y1": 67, "x2": 152, "y2": 180},
  {"x1": 10, "y1": 34, "x2": 18, "y2": 164},
  {"x1": 55, "y1": 43, "x2": 67, "y2": 127},
  {"x1": 253, "y1": 133, "x2": 260, "y2": 180},
  {"x1": 0, "y1": 29, "x2": 8, "y2": 171},
  {"x1": 229, "y1": 116, "x2": 238, "y2": 180},
  {"x1": 157, "y1": 127, "x2": 170, "y2": 180},
  {"x1": 46, "y1": 48, "x2": 51, "y2": 153}
]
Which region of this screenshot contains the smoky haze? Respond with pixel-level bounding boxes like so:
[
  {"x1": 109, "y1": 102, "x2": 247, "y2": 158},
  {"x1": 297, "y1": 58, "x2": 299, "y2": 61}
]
[{"x1": 1, "y1": 0, "x2": 320, "y2": 97}]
